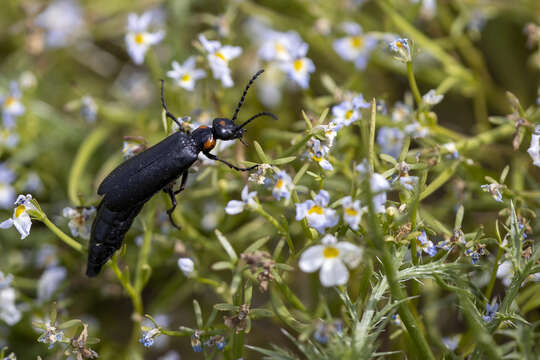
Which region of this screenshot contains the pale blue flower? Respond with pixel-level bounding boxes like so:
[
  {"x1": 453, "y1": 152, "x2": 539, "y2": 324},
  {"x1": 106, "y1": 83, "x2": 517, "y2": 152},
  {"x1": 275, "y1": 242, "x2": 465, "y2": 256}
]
[
  {"x1": 225, "y1": 186, "x2": 257, "y2": 215},
  {"x1": 126, "y1": 11, "x2": 165, "y2": 65},
  {"x1": 417, "y1": 230, "x2": 437, "y2": 257},
  {"x1": 481, "y1": 183, "x2": 503, "y2": 202},
  {"x1": 422, "y1": 89, "x2": 444, "y2": 105},
  {"x1": 1, "y1": 82, "x2": 25, "y2": 128},
  {"x1": 272, "y1": 171, "x2": 293, "y2": 201},
  {"x1": 167, "y1": 56, "x2": 206, "y2": 91},
  {"x1": 377, "y1": 127, "x2": 405, "y2": 159},
  {"x1": 199, "y1": 34, "x2": 242, "y2": 88},
  {"x1": 333, "y1": 22, "x2": 377, "y2": 70},
  {"x1": 140, "y1": 328, "x2": 160, "y2": 347},
  {"x1": 35, "y1": 0, "x2": 85, "y2": 48},
  {"x1": 482, "y1": 301, "x2": 498, "y2": 322},
  {"x1": 340, "y1": 196, "x2": 366, "y2": 230},
  {"x1": 38, "y1": 266, "x2": 67, "y2": 302},
  {"x1": 296, "y1": 190, "x2": 339, "y2": 234},
  {"x1": 389, "y1": 38, "x2": 411, "y2": 62}
]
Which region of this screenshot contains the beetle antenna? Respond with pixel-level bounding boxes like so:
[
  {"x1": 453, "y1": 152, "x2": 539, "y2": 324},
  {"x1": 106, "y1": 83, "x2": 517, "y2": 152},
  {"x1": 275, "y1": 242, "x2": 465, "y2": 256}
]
[
  {"x1": 231, "y1": 69, "x2": 264, "y2": 123},
  {"x1": 160, "y1": 79, "x2": 182, "y2": 128},
  {"x1": 237, "y1": 111, "x2": 278, "y2": 129}
]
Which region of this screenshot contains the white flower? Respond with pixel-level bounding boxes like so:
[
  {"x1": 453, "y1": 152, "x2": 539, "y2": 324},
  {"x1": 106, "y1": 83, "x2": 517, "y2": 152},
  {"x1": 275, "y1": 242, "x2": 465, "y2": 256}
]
[
  {"x1": 416, "y1": 230, "x2": 437, "y2": 257},
  {"x1": 481, "y1": 183, "x2": 503, "y2": 202},
  {"x1": 225, "y1": 185, "x2": 257, "y2": 215},
  {"x1": 37, "y1": 321, "x2": 64, "y2": 349},
  {"x1": 333, "y1": 22, "x2": 377, "y2": 70},
  {"x1": 391, "y1": 102, "x2": 412, "y2": 123},
  {"x1": 296, "y1": 190, "x2": 339, "y2": 234},
  {"x1": 377, "y1": 127, "x2": 405, "y2": 159},
  {"x1": 527, "y1": 127, "x2": 540, "y2": 167},
  {"x1": 399, "y1": 175, "x2": 419, "y2": 191},
  {"x1": 258, "y1": 30, "x2": 306, "y2": 63},
  {"x1": 0, "y1": 194, "x2": 36, "y2": 239},
  {"x1": 0, "y1": 287, "x2": 21, "y2": 325},
  {"x1": 256, "y1": 63, "x2": 286, "y2": 108},
  {"x1": 404, "y1": 122, "x2": 429, "y2": 138},
  {"x1": 35, "y1": 0, "x2": 85, "y2": 48},
  {"x1": 442, "y1": 142, "x2": 459, "y2": 159},
  {"x1": 317, "y1": 121, "x2": 340, "y2": 148},
  {"x1": 80, "y1": 96, "x2": 98, "y2": 123},
  {"x1": 38, "y1": 266, "x2": 67, "y2": 302},
  {"x1": 1, "y1": 81, "x2": 25, "y2": 128},
  {"x1": 371, "y1": 173, "x2": 390, "y2": 213},
  {"x1": 496, "y1": 260, "x2": 540, "y2": 287},
  {"x1": 308, "y1": 139, "x2": 333, "y2": 171},
  {"x1": 340, "y1": 196, "x2": 366, "y2": 230},
  {"x1": 178, "y1": 258, "x2": 195, "y2": 277},
  {"x1": 166, "y1": 57, "x2": 206, "y2": 91},
  {"x1": 126, "y1": 11, "x2": 165, "y2": 65},
  {"x1": 199, "y1": 34, "x2": 242, "y2": 88},
  {"x1": 280, "y1": 57, "x2": 315, "y2": 89},
  {"x1": 0, "y1": 272, "x2": 13, "y2": 290},
  {"x1": 272, "y1": 171, "x2": 293, "y2": 201},
  {"x1": 355, "y1": 158, "x2": 369, "y2": 174},
  {"x1": 422, "y1": 89, "x2": 444, "y2": 105},
  {"x1": 299, "y1": 234, "x2": 362, "y2": 287},
  {"x1": 331, "y1": 95, "x2": 370, "y2": 129},
  {"x1": 0, "y1": 128, "x2": 20, "y2": 149},
  {"x1": 62, "y1": 206, "x2": 95, "y2": 240},
  {"x1": 389, "y1": 38, "x2": 412, "y2": 62},
  {"x1": 248, "y1": 163, "x2": 272, "y2": 185}
]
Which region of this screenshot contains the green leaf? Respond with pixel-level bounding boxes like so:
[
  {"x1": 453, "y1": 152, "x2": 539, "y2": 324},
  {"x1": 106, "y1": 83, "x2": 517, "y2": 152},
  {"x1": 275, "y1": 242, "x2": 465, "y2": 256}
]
[
  {"x1": 244, "y1": 236, "x2": 270, "y2": 253},
  {"x1": 193, "y1": 300, "x2": 203, "y2": 329},
  {"x1": 211, "y1": 261, "x2": 234, "y2": 271},
  {"x1": 315, "y1": 108, "x2": 329, "y2": 127},
  {"x1": 293, "y1": 163, "x2": 309, "y2": 185},
  {"x1": 301, "y1": 110, "x2": 312, "y2": 131},
  {"x1": 380, "y1": 153, "x2": 397, "y2": 165},
  {"x1": 270, "y1": 156, "x2": 296, "y2": 165},
  {"x1": 250, "y1": 308, "x2": 274, "y2": 318},
  {"x1": 58, "y1": 319, "x2": 82, "y2": 330},
  {"x1": 213, "y1": 303, "x2": 237, "y2": 311},
  {"x1": 215, "y1": 230, "x2": 238, "y2": 263},
  {"x1": 254, "y1": 141, "x2": 270, "y2": 163}
]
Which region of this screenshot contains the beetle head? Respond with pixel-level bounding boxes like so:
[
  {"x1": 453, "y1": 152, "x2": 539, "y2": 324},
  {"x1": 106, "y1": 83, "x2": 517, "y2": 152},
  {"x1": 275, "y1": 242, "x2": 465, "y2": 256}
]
[{"x1": 212, "y1": 118, "x2": 239, "y2": 141}]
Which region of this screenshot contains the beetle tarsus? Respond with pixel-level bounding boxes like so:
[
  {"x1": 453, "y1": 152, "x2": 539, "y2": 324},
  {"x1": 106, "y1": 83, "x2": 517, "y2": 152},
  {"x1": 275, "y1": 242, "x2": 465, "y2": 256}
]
[
  {"x1": 204, "y1": 152, "x2": 258, "y2": 171},
  {"x1": 164, "y1": 186, "x2": 182, "y2": 230}
]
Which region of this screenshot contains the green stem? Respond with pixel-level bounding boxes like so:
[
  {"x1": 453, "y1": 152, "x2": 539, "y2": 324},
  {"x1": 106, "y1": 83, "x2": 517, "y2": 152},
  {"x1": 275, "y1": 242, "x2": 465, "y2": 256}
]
[
  {"x1": 368, "y1": 99, "x2": 376, "y2": 173},
  {"x1": 68, "y1": 127, "x2": 110, "y2": 206},
  {"x1": 406, "y1": 62, "x2": 423, "y2": 108},
  {"x1": 364, "y1": 104, "x2": 435, "y2": 360},
  {"x1": 135, "y1": 203, "x2": 155, "y2": 292},
  {"x1": 255, "y1": 206, "x2": 294, "y2": 253},
  {"x1": 484, "y1": 245, "x2": 503, "y2": 302},
  {"x1": 41, "y1": 216, "x2": 84, "y2": 253}
]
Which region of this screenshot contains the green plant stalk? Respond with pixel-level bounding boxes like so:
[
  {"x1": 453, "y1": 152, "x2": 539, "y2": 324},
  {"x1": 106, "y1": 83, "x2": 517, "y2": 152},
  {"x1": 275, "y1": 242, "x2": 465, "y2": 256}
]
[
  {"x1": 41, "y1": 216, "x2": 84, "y2": 253},
  {"x1": 368, "y1": 99, "x2": 377, "y2": 173},
  {"x1": 406, "y1": 62, "x2": 423, "y2": 108},
  {"x1": 420, "y1": 163, "x2": 457, "y2": 200},
  {"x1": 365, "y1": 106, "x2": 435, "y2": 360},
  {"x1": 68, "y1": 127, "x2": 110, "y2": 206},
  {"x1": 484, "y1": 245, "x2": 504, "y2": 302},
  {"x1": 254, "y1": 206, "x2": 294, "y2": 253},
  {"x1": 135, "y1": 202, "x2": 155, "y2": 292}
]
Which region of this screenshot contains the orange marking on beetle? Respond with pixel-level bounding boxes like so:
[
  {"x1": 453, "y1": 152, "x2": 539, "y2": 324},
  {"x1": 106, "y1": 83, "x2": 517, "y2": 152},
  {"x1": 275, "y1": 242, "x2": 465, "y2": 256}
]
[
  {"x1": 203, "y1": 137, "x2": 216, "y2": 151},
  {"x1": 218, "y1": 120, "x2": 226, "y2": 126},
  {"x1": 199, "y1": 125, "x2": 208, "y2": 129}
]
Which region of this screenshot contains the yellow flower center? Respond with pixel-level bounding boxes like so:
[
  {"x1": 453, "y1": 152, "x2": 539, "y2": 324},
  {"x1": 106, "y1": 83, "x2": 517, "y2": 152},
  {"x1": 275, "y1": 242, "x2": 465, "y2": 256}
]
[
  {"x1": 275, "y1": 42, "x2": 286, "y2": 54},
  {"x1": 276, "y1": 179, "x2": 283, "y2": 189},
  {"x1": 323, "y1": 246, "x2": 339, "y2": 258},
  {"x1": 216, "y1": 52, "x2": 227, "y2": 62},
  {"x1": 134, "y1": 33, "x2": 145, "y2": 44},
  {"x1": 345, "y1": 110, "x2": 354, "y2": 119},
  {"x1": 350, "y1": 36, "x2": 363, "y2": 48},
  {"x1": 15, "y1": 204, "x2": 26, "y2": 218},
  {"x1": 396, "y1": 41, "x2": 403, "y2": 48},
  {"x1": 308, "y1": 205, "x2": 323, "y2": 215},
  {"x1": 293, "y1": 59, "x2": 304, "y2": 71},
  {"x1": 345, "y1": 208, "x2": 358, "y2": 216},
  {"x1": 312, "y1": 155, "x2": 322, "y2": 162},
  {"x1": 181, "y1": 74, "x2": 191, "y2": 82},
  {"x1": 5, "y1": 97, "x2": 15, "y2": 107}
]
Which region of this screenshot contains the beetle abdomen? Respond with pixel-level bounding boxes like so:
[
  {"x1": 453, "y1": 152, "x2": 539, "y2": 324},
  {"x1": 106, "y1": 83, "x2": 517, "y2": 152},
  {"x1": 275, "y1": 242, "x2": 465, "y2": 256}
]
[{"x1": 86, "y1": 200, "x2": 144, "y2": 277}]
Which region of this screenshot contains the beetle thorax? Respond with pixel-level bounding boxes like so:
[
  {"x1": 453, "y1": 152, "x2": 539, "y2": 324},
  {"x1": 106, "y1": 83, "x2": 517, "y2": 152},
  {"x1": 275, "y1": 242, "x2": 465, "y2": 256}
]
[{"x1": 192, "y1": 126, "x2": 216, "y2": 152}]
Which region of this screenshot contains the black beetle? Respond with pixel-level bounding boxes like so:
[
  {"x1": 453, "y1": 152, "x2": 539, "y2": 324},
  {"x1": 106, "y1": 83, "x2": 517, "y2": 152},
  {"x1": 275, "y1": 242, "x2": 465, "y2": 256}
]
[{"x1": 86, "y1": 70, "x2": 276, "y2": 277}]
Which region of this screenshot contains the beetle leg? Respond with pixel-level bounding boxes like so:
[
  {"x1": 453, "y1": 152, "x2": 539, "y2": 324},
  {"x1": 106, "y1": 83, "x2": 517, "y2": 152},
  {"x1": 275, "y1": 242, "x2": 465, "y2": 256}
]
[
  {"x1": 160, "y1": 79, "x2": 184, "y2": 131},
  {"x1": 174, "y1": 170, "x2": 188, "y2": 195},
  {"x1": 164, "y1": 186, "x2": 181, "y2": 230},
  {"x1": 203, "y1": 152, "x2": 258, "y2": 171}
]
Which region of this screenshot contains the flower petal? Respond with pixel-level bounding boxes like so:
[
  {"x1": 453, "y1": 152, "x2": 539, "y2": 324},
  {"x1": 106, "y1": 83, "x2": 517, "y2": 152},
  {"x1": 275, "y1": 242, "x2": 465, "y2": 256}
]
[
  {"x1": 319, "y1": 259, "x2": 349, "y2": 287},
  {"x1": 225, "y1": 200, "x2": 245, "y2": 215},
  {"x1": 299, "y1": 245, "x2": 325, "y2": 273}
]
